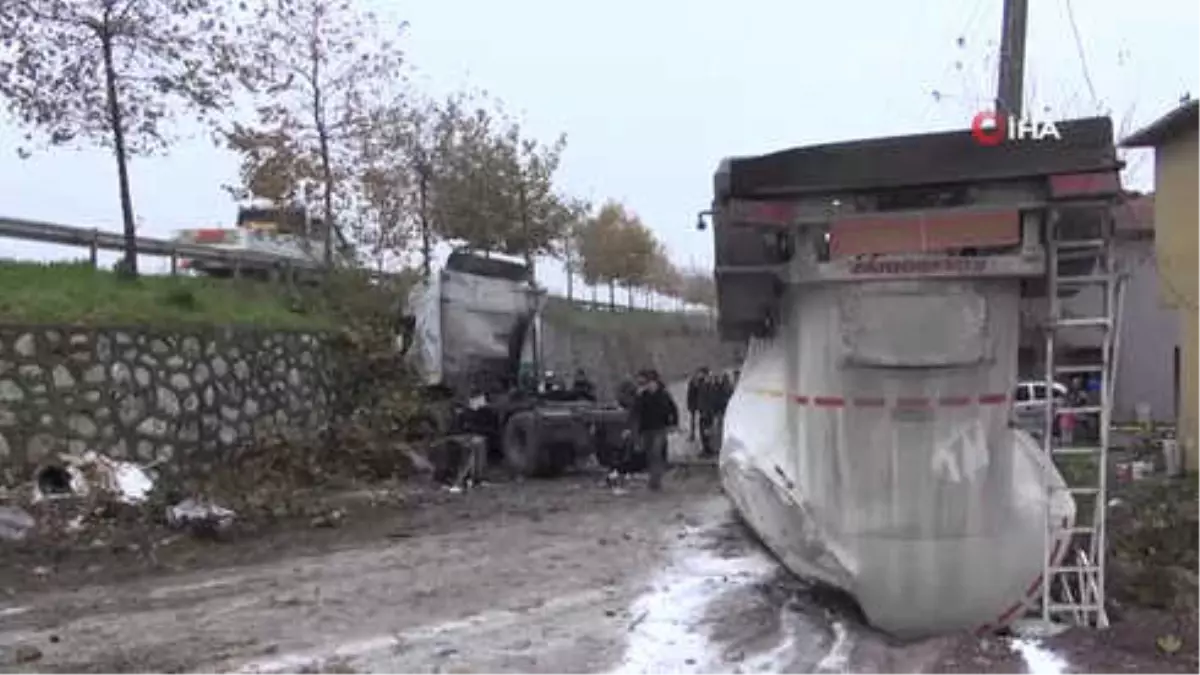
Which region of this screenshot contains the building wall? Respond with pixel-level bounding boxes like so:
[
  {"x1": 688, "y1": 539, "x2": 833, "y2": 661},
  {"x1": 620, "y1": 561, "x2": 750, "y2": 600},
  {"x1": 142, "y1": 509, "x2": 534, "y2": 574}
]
[
  {"x1": 1152, "y1": 127, "x2": 1199, "y2": 469},
  {"x1": 1112, "y1": 239, "x2": 1179, "y2": 423}
]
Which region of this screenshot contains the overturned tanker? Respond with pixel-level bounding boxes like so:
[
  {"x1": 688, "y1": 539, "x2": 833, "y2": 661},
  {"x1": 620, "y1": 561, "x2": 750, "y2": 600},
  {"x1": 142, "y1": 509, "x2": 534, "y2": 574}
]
[{"x1": 711, "y1": 117, "x2": 1123, "y2": 637}]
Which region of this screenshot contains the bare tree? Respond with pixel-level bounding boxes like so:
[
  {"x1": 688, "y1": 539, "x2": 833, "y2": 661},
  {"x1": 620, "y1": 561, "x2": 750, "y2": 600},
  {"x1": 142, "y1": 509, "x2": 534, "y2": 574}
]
[
  {"x1": 0, "y1": 0, "x2": 249, "y2": 277},
  {"x1": 239, "y1": 0, "x2": 406, "y2": 268}
]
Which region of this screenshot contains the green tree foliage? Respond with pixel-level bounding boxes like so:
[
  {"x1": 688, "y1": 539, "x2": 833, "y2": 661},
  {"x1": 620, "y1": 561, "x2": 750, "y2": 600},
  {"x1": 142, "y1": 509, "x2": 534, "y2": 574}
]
[
  {"x1": 428, "y1": 104, "x2": 578, "y2": 273},
  {"x1": 0, "y1": 0, "x2": 250, "y2": 276}
]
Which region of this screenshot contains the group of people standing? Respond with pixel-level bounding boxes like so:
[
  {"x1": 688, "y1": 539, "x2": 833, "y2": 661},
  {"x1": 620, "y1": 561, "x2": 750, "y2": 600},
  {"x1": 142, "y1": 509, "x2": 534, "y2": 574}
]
[
  {"x1": 606, "y1": 365, "x2": 740, "y2": 490},
  {"x1": 686, "y1": 367, "x2": 737, "y2": 457}
]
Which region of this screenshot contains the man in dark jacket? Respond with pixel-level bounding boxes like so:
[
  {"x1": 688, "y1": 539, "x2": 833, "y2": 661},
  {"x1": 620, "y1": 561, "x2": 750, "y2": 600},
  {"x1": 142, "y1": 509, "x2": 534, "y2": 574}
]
[
  {"x1": 570, "y1": 368, "x2": 596, "y2": 402},
  {"x1": 696, "y1": 371, "x2": 724, "y2": 457},
  {"x1": 632, "y1": 369, "x2": 679, "y2": 491},
  {"x1": 685, "y1": 367, "x2": 709, "y2": 442}
]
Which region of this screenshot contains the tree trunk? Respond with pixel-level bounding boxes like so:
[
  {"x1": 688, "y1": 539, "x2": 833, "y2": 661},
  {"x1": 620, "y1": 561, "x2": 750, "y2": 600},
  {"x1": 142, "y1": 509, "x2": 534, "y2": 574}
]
[
  {"x1": 419, "y1": 166, "x2": 431, "y2": 279},
  {"x1": 311, "y1": 45, "x2": 335, "y2": 269},
  {"x1": 101, "y1": 30, "x2": 138, "y2": 278},
  {"x1": 564, "y1": 247, "x2": 574, "y2": 302},
  {"x1": 627, "y1": 285, "x2": 634, "y2": 309},
  {"x1": 608, "y1": 280, "x2": 615, "y2": 310}
]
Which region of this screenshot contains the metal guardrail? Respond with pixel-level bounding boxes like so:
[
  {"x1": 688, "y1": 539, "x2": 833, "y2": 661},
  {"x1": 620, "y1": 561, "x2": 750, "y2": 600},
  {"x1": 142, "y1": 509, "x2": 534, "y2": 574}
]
[
  {"x1": 0, "y1": 215, "x2": 323, "y2": 274},
  {"x1": 0, "y1": 215, "x2": 711, "y2": 316}
]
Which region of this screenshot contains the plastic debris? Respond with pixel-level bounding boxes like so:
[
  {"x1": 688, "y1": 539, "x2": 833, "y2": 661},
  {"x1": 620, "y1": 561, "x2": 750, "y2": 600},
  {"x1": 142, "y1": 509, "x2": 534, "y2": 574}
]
[
  {"x1": 167, "y1": 498, "x2": 237, "y2": 534},
  {"x1": 0, "y1": 505, "x2": 35, "y2": 542},
  {"x1": 31, "y1": 452, "x2": 154, "y2": 505}
]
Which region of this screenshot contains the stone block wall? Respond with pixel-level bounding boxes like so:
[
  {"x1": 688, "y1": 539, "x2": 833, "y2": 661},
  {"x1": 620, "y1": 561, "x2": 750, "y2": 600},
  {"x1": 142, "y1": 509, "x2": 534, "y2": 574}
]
[{"x1": 0, "y1": 326, "x2": 333, "y2": 482}]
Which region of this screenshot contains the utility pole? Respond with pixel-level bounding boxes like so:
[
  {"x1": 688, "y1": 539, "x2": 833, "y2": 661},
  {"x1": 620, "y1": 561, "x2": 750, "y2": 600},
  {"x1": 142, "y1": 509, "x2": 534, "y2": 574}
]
[{"x1": 995, "y1": 0, "x2": 1029, "y2": 116}]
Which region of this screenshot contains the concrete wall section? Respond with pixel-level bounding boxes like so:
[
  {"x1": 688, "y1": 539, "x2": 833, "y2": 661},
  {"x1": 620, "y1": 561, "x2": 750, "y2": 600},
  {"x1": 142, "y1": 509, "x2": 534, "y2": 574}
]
[{"x1": 539, "y1": 314, "x2": 742, "y2": 402}]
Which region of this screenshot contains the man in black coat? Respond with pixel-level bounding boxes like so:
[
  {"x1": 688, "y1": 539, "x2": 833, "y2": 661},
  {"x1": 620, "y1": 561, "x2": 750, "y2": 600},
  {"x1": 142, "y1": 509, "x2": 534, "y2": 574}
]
[
  {"x1": 631, "y1": 369, "x2": 679, "y2": 491},
  {"x1": 570, "y1": 368, "x2": 596, "y2": 402},
  {"x1": 685, "y1": 367, "x2": 709, "y2": 442},
  {"x1": 697, "y1": 371, "x2": 724, "y2": 457}
]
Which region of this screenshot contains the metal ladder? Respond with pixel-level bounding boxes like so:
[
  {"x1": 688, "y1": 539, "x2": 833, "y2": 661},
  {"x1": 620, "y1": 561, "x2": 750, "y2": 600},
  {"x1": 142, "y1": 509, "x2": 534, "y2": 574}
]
[{"x1": 1039, "y1": 199, "x2": 1124, "y2": 629}]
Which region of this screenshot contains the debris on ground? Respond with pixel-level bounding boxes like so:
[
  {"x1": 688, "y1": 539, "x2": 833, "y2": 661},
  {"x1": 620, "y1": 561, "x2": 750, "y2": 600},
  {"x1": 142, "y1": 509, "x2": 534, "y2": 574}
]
[
  {"x1": 12, "y1": 644, "x2": 43, "y2": 664},
  {"x1": 31, "y1": 452, "x2": 155, "y2": 505},
  {"x1": 166, "y1": 498, "x2": 237, "y2": 537},
  {"x1": 1108, "y1": 476, "x2": 1198, "y2": 612},
  {"x1": 0, "y1": 506, "x2": 35, "y2": 542}
]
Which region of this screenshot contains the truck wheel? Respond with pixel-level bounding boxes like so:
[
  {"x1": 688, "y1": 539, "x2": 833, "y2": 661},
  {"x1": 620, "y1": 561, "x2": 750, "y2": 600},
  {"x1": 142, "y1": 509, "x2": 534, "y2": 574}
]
[{"x1": 502, "y1": 411, "x2": 540, "y2": 477}]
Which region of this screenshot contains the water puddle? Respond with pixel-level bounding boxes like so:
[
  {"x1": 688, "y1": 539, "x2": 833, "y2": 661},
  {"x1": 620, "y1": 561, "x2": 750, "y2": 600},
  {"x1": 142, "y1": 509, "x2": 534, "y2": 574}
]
[{"x1": 1010, "y1": 638, "x2": 1069, "y2": 675}]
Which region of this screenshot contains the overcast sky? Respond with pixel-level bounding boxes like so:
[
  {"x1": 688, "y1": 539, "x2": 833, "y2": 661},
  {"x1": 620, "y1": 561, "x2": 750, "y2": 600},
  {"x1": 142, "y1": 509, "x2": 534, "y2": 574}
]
[{"x1": 1, "y1": 0, "x2": 1196, "y2": 294}]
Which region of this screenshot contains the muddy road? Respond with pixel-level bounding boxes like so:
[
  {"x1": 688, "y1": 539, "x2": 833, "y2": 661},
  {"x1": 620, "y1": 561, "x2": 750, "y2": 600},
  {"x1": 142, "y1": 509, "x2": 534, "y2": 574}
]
[{"x1": 0, "y1": 431, "x2": 973, "y2": 674}]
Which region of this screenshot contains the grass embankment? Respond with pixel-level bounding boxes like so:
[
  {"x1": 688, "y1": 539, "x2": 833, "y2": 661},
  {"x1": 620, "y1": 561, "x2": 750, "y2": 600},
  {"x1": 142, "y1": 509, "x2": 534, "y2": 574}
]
[{"x1": 0, "y1": 261, "x2": 335, "y2": 330}]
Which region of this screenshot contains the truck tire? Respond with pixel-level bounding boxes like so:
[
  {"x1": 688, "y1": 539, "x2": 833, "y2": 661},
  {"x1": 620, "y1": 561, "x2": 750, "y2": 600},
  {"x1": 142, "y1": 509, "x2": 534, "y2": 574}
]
[{"x1": 502, "y1": 411, "x2": 541, "y2": 477}]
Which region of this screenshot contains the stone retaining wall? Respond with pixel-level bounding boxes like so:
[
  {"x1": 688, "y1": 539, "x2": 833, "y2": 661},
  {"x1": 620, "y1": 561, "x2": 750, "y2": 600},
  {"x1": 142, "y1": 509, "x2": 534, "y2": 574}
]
[{"x1": 0, "y1": 326, "x2": 333, "y2": 482}]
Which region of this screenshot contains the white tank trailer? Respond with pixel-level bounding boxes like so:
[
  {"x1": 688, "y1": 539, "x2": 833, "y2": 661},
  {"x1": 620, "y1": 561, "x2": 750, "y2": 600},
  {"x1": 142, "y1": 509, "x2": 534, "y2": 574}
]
[{"x1": 710, "y1": 118, "x2": 1123, "y2": 637}]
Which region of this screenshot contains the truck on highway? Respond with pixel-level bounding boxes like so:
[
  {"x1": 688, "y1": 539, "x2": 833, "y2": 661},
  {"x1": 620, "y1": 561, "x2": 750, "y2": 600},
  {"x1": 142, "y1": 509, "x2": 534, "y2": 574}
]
[
  {"x1": 710, "y1": 117, "x2": 1125, "y2": 637},
  {"x1": 401, "y1": 249, "x2": 631, "y2": 478},
  {"x1": 174, "y1": 200, "x2": 354, "y2": 279}
]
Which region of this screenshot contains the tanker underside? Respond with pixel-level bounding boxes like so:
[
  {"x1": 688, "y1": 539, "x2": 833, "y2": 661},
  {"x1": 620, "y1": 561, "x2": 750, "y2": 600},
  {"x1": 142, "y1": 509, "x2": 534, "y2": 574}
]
[{"x1": 712, "y1": 117, "x2": 1122, "y2": 636}]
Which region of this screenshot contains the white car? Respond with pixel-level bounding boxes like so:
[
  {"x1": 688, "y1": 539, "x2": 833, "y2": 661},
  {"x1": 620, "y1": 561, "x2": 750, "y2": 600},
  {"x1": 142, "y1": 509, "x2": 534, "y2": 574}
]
[{"x1": 1012, "y1": 380, "x2": 1068, "y2": 437}]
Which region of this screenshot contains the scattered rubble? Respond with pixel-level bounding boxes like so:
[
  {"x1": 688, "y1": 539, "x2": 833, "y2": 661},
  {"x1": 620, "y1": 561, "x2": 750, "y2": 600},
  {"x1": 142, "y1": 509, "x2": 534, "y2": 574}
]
[
  {"x1": 166, "y1": 498, "x2": 238, "y2": 537},
  {"x1": 0, "y1": 506, "x2": 34, "y2": 542},
  {"x1": 31, "y1": 451, "x2": 155, "y2": 505}
]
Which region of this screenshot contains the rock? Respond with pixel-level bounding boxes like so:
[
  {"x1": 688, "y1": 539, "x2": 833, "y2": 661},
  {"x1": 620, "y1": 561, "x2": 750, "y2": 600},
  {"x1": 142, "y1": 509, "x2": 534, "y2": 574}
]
[
  {"x1": 156, "y1": 387, "x2": 180, "y2": 416},
  {"x1": 192, "y1": 363, "x2": 210, "y2": 385},
  {"x1": 14, "y1": 333, "x2": 35, "y2": 358},
  {"x1": 67, "y1": 413, "x2": 98, "y2": 439},
  {"x1": 83, "y1": 365, "x2": 105, "y2": 384},
  {"x1": 0, "y1": 379, "x2": 23, "y2": 403},
  {"x1": 13, "y1": 645, "x2": 42, "y2": 663},
  {"x1": 169, "y1": 373, "x2": 191, "y2": 391},
  {"x1": 52, "y1": 365, "x2": 75, "y2": 389}
]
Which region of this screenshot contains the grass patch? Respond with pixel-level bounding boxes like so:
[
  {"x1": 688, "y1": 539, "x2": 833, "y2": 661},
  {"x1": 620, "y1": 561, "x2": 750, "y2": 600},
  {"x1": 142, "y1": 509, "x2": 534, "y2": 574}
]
[{"x1": 0, "y1": 261, "x2": 335, "y2": 330}]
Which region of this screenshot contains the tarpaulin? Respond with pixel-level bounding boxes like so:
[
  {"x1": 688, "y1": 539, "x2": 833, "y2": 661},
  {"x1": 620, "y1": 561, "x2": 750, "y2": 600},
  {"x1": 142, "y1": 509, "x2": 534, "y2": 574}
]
[{"x1": 720, "y1": 279, "x2": 1075, "y2": 638}]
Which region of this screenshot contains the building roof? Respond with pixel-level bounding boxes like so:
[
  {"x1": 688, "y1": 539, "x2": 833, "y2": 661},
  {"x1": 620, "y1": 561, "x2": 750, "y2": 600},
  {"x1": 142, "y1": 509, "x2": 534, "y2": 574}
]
[
  {"x1": 1122, "y1": 100, "x2": 1199, "y2": 147},
  {"x1": 1114, "y1": 192, "x2": 1155, "y2": 234}
]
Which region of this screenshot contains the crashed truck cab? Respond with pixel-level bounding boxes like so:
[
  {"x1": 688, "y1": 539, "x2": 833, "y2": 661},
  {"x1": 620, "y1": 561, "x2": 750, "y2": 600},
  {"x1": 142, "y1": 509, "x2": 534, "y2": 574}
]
[
  {"x1": 403, "y1": 250, "x2": 629, "y2": 478},
  {"x1": 712, "y1": 118, "x2": 1123, "y2": 637}
]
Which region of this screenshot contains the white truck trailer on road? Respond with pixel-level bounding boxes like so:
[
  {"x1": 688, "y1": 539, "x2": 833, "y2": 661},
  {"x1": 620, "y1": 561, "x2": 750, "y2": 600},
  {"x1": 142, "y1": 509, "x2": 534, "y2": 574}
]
[{"x1": 711, "y1": 117, "x2": 1124, "y2": 637}]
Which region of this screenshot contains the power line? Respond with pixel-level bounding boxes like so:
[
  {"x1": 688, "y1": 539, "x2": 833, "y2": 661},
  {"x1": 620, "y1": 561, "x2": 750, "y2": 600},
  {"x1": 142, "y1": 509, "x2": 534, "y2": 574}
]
[
  {"x1": 1062, "y1": 0, "x2": 1101, "y2": 112},
  {"x1": 915, "y1": 0, "x2": 988, "y2": 121}
]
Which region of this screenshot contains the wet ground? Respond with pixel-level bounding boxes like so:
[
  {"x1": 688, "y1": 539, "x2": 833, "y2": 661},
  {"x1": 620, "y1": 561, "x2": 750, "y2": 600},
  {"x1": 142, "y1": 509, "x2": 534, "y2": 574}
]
[{"x1": 0, "y1": 427, "x2": 1192, "y2": 673}]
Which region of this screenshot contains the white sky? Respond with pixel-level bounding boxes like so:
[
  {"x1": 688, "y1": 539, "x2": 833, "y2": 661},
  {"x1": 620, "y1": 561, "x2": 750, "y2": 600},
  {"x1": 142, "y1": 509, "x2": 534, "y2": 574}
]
[{"x1": 1, "y1": 0, "x2": 1196, "y2": 296}]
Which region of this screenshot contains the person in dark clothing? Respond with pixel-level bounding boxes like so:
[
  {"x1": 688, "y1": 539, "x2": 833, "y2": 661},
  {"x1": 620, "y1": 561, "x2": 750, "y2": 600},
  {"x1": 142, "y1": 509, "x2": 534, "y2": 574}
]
[
  {"x1": 632, "y1": 369, "x2": 680, "y2": 490},
  {"x1": 617, "y1": 377, "x2": 638, "y2": 410},
  {"x1": 685, "y1": 367, "x2": 709, "y2": 442},
  {"x1": 696, "y1": 372, "x2": 723, "y2": 457},
  {"x1": 571, "y1": 368, "x2": 596, "y2": 402},
  {"x1": 717, "y1": 373, "x2": 734, "y2": 413}
]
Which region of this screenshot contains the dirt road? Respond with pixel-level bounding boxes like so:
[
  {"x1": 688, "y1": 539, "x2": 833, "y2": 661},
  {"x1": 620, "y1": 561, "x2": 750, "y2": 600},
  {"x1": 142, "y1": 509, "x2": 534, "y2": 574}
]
[
  {"x1": 0, "y1": 482, "x2": 939, "y2": 674},
  {"x1": 1, "y1": 427, "x2": 961, "y2": 674}
]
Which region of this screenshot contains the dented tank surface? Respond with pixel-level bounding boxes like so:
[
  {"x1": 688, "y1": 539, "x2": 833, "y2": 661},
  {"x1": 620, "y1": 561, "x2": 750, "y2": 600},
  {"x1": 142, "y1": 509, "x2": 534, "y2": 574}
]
[{"x1": 718, "y1": 279, "x2": 1076, "y2": 638}]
